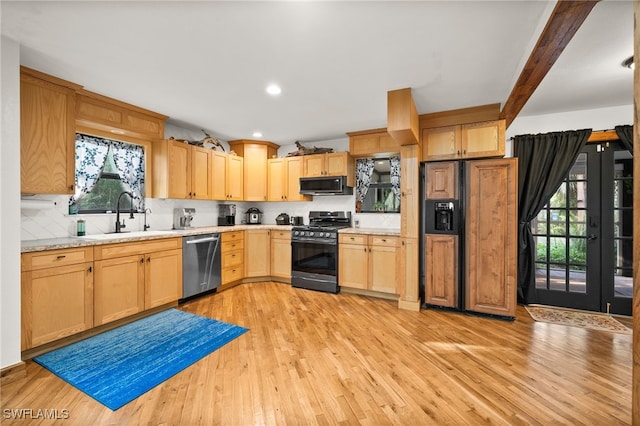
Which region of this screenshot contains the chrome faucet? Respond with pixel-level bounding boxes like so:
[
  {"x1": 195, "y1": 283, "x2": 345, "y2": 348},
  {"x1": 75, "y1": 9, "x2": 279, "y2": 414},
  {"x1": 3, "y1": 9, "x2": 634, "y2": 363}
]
[{"x1": 115, "y1": 191, "x2": 135, "y2": 233}]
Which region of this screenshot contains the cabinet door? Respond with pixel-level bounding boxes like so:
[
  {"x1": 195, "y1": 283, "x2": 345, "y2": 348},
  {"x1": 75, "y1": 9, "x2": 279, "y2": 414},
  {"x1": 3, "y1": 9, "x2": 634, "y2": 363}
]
[
  {"x1": 303, "y1": 154, "x2": 326, "y2": 177},
  {"x1": 245, "y1": 230, "x2": 271, "y2": 277},
  {"x1": 191, "y1": 146, "x2": 212, "y2": 199},
  {"x1": 145, "y1": 249, "x2": 182, "y2": 309},
  {"x1": 424, "y1": 235, "x2": 458, "y2": 308},
  {"x1": 270, "y1": 233, "x2": 291, "y2": 279},
  {"x1": 370, "y1": 243, "x2": 398, "y2": 293},
  {"x1": 325, "y1": 152, "x2": 349, "y2": 176},
  {"x1": 379, "y1": 133, "x2": 400, "y2": 152},
  {"x1": 349, "y1": 134, "x2": 380, "y2": 156},
  {"x1": 94, "y1": 255, "x2": 145, "y2": 325},
  {"x1": 338, "y1": 243, "x2": 369, "y2": 289},
  {"x1": 21, "y1": 263, "x2": 93, "y2": 350},
  {"x1": 211, "y1": 151, "x2": 227, "y2": 200},
  {"x1": 461, "y1": 120, "x2": 505, "y2": 159},
  {"x1": 422, "y1": 125, "x2": 461, "y2": 161},
  {"x1": 167, "y1": 140, "x2": 192, "y2": 199},
  {"x1": 243, "y1": 144, "x2": 268, "y2": 201},
  {"x1": 465, "y1": 158, "x2": 517, "y2": 317},
  {"x1": 20, "y1": 73, "x2": 76, "y2": 194},
  {"x1": 227, "y1": 155, "x2": 244, "y2": 201},
  {"x1": 425, "y1": 161, "x2": 458, "y2": 199},
  {"x1": 285, "y1": 156, "x2": 309, "y2": 202},
  {"x1": 267, "y1": 158, "x2": 287, "y2": 201},
  {"x1": 400, "y1": 145, "x2": 420, "y2": 239}
]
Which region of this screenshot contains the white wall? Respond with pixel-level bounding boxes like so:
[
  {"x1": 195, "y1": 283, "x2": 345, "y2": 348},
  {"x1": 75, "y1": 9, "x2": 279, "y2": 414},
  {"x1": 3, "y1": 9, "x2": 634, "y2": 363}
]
[{"x1": 1, "y1": 35, "x2": 23, "y2": 370}]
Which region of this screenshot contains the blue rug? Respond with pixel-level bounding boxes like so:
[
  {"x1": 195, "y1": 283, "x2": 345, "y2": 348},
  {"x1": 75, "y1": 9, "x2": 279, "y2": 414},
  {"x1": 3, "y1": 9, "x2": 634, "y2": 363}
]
[{"x1": 34, "y1": 309, "x2": 248, "y2": 410}]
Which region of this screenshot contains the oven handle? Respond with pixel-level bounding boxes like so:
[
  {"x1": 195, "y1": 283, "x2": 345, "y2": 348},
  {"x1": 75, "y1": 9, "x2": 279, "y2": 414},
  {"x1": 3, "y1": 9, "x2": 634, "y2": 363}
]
[
  {"x1": 185, "y1": 236, "x2": 219, "y2": 244},
  {"x1": 291, "y1": 238, "x2": 336, "y2": 245}
]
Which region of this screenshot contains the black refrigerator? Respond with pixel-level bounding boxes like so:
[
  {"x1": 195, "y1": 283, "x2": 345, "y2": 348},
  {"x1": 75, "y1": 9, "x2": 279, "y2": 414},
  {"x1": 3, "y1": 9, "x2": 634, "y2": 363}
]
[{"x1": 420, "y1": 158, "x2": 518, "y2": 319}]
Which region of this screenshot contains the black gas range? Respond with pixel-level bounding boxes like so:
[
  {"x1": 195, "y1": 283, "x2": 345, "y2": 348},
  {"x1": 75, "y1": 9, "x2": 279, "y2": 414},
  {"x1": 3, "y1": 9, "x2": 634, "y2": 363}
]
[{"x1": 291, "y1": 211, "x2": 352, "y2": 293}]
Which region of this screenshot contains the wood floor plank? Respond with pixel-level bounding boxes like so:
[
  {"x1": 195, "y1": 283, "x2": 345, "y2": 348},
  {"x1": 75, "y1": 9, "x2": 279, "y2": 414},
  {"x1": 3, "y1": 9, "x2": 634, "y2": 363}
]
[{"x1": 1, "y1": 282, "x2": 632, "y2": 425}]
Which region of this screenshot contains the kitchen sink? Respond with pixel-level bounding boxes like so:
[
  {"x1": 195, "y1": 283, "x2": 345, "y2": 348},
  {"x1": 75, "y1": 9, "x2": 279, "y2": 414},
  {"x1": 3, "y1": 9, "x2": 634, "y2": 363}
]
[{"x1": 78, "y1": 230, "x2": 176, "y2": 240}]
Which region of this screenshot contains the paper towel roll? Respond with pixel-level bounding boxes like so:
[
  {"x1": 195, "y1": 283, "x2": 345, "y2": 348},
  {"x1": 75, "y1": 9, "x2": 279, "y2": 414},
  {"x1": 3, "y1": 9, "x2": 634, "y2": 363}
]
[{"x1": 20, "y1": 199, "x2": 57, "y2": 210}]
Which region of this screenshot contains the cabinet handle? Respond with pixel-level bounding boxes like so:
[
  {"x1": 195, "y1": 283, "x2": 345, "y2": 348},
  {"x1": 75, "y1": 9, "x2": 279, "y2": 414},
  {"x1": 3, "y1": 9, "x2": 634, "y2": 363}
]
[
  {"x1": 88, "y1": 266, "x2": 92, "y2": 273},
  {"x1": 68, "y1": 185, "x2": 74, "y2": 191},
  {"x1": 147, "y1": 257, "x2": 151, "y2": 262},
  {"x1": 381, "y1": 238, "x2": 386, "y2": 242},
  {"x1": 140, "y1": 257, "x2": 144, "y2": 264},
  {"x1": 56, "y1": 255, "x2": 66, "y2": 260},
  {"x1": 364, "y1": 247, "x2": 367, "y2": 252}
]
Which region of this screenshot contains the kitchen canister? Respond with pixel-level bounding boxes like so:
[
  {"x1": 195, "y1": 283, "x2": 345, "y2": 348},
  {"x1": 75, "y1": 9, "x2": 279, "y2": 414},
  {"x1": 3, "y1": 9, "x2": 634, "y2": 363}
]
[{"x1": 76, "y1": 219, "x2": 86, "y2": 236}]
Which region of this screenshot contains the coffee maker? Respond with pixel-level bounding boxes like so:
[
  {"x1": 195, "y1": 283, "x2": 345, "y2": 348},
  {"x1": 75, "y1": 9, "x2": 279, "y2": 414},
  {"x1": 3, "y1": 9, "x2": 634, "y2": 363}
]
[
  {"x1": 173, "y1": 208, "x2": 195, "y2": 230},
  {"x1": 218, "y1": 204, "x2": 236, "y2": 226}
]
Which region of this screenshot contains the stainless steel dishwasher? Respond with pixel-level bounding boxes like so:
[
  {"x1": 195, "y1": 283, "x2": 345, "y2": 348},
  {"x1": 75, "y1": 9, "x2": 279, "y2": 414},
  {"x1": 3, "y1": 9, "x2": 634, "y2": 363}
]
[{"x1": 181, "y1": 233, "x2": 221, "y2": 300}]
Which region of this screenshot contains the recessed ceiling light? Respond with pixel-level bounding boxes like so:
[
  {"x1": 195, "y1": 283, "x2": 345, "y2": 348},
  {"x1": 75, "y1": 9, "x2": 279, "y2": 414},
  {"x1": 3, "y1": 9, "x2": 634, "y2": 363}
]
[
  {"x1": 622, "y1": 56, "x2": 634, "y2": 70},
  {"x1": 266, "y1": 84, "x2": 282, "y2": 96},
  {"x1": 252, "y1": 131, "x2": 263, "y2": 138}
]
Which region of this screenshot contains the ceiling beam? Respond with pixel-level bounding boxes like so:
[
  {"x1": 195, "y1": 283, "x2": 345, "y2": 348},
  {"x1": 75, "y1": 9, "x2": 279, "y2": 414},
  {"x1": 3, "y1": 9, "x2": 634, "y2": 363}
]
[{"x1": 500, "y1": 0, "x2": 600, "y2": 128}]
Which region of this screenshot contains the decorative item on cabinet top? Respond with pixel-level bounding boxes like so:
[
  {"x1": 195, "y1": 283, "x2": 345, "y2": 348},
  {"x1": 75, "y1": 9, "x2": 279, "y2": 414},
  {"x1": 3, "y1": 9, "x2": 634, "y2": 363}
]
[
  {"x1": 286, "y1": 141, "x2": 334, "y2": 157},
  {"x1": 169, "y1": 129, "x2": 225, "y2": 152}
]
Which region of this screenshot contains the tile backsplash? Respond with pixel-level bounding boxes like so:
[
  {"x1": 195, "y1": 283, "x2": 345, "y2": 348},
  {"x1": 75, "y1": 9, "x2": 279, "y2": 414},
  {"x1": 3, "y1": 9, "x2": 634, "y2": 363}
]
[{"x1": 21, "y1": 194, "x2": 400, "y2": 240}]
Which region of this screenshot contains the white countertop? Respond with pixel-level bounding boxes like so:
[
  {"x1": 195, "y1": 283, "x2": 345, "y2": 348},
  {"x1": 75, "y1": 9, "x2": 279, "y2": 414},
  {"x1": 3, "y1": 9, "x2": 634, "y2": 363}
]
[{"x1": 21, "y1": 224, "x2": 294, "y2": 253}]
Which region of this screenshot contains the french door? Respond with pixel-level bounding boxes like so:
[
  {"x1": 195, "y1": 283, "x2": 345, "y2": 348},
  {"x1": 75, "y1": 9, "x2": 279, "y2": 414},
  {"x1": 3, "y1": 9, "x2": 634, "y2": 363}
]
[{"x1": 532, "y1": 142, "x2": 633, "y2": 315}]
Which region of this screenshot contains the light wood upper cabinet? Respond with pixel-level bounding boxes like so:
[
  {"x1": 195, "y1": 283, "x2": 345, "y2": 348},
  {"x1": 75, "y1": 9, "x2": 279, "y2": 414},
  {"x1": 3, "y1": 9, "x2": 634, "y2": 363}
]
[
  {"x1": 465, "y1": 158, "x2": 517, "y2": 318},
  {"x1": 229, "y1": 140, "x2": 279, "y2": 202},
  {"x1": 268, "y1": 157, "x2": 311, "y2": 202},
  {"x1": 348, "y1": 129, "x2": 400, "y2": 157},
  {"x1": 212, "y1": 151, "x2": 244, "y2": 201},
  {"x1": 422, "y1": 120, "x2": 505, "y2": 161},
  {"x1": 153, "y1": 139, "x2": 213, "y2": 199},
  {"x1": 20, "y1": 67, "x2": 80, "y2": 195},
  {"x1": 303, "y1": 152, "x2": 355, "y2": 187},
  {"x1": 21, "y1": 247, "x2": 93, "y2": 350},
  {"x1": 338, "y1": 234, "x2": 399, "y2": 294}
]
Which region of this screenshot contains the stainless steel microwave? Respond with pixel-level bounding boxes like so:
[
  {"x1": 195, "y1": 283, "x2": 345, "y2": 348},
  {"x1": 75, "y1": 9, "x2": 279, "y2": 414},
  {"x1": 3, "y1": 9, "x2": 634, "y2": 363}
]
[{"x1": 299, "y1": 176, "x2": 353, "y2": 196}]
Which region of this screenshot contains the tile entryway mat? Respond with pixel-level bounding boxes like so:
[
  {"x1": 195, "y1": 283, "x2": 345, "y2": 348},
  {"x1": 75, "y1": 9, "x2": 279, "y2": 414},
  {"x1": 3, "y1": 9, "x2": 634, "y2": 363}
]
[{"x1": 525, "y1": 305, "x2": 632, "y2": 334}]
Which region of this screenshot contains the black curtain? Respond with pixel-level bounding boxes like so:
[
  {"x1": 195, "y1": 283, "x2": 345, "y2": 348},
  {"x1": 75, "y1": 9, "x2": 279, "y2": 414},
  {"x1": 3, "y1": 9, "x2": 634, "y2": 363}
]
[
  {"x1": 615, "y1": 125, "x2": 634, "y2": 155},
  {"x1": 514, "y1": 129, "x2": 592, "y2": 304}
]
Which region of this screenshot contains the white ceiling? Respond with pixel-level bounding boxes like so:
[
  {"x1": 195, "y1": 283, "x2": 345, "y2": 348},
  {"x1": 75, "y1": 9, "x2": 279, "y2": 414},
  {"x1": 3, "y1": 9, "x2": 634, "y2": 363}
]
[{"x1": 1, "y1": 1, "x2": 634, "y2": 145}]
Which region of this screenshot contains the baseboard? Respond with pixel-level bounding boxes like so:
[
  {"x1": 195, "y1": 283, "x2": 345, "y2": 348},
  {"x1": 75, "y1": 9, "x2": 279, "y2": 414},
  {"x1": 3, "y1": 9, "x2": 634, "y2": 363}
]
[
  {"x1": 398, "y1": 299, "x2": 421, "y2": 312},
  {"x1": 1, "y1": 361, "x2": 26, "y2": 385},
  {"x1": 341, "y1": 287, "x2": 400, "y2": 301}
]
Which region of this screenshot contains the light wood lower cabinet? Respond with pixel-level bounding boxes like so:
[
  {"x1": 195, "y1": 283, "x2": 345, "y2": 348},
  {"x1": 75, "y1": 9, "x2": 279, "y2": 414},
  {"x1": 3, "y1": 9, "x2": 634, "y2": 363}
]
[
  {"x1": 245, "y1": 229, "x2": 271, "y2": 278},
  {"x1": 270, "y1": 230, "x2": 291, "y2": 279},
  {"x1": 221, "y1": 231, "x2": 244, "y2": 285},
  {"x1": 424, "y1": 234, "x2": 458, "y2": 308},
  {"x1": 21, "y1": 247, "x2": 94, "y2": 350},
  {"x1": 338, "y1": 234, "x2": 399, "y2": 294},
  {"x1": 93, "y1": 238, "x2": 182, "y2": 326}
]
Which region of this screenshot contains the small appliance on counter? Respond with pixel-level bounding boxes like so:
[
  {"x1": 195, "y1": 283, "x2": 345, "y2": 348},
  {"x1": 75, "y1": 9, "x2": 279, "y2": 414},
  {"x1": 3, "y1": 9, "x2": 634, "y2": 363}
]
[
  {"x1": 173, "y1": 208, "x2": 195, "y2": 230},
  {"x1": 276, "y1": 213, "x2": 290, "y2": 225},
  {"x1": 245, "y1": 207, "x2": 263, "y2": 224},
  {"x1": 218, "y1": 203, "x2": 236, "y2": 226},
  {"x1": 290, "y1": 216, "x2": 304, "y2": 226}
]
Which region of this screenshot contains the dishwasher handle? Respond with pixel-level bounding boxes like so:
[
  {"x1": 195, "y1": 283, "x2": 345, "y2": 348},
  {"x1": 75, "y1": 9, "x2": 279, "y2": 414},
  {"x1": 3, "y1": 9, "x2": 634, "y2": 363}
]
[{"x1": 185, "y1": 236, "x2": 219, "y2": 245}]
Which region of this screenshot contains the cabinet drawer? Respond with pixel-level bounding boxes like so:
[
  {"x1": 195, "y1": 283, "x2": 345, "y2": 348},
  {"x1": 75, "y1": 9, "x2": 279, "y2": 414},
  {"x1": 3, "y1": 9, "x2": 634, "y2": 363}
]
[
  {"x1": 222, "y1": 250, "x2": 243, "y2": 268},
  {"x1": 222, "y1": 231, "x2": 244, "y2": 243},
  {"x1": 222, "y1": 266, "x2": 243, "y2": 284},
  {"x1": 22, "y1": 247, "x2": 93, "y2": 271},
  {"x1": 271, "y1": 230, "x2": 291, "y2": 240},
  {"x1": 94, "y1": 238, "x2": 181, "y2": 260},
  {"x1": 222, "y1": 239, "x2": 244, "y2": 252},
  {"x1": 371, "y1": 236, "x2": 398, "y2": 247},
  {"x1": 339, "y1": 234, "x2": 367, "y2": 245}
]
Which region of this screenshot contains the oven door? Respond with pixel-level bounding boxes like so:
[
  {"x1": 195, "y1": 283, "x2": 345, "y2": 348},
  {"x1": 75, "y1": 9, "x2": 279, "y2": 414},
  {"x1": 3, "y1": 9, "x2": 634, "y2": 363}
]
[{"x1": 291, "y1": 239, "x2": 339, "y2": 293}]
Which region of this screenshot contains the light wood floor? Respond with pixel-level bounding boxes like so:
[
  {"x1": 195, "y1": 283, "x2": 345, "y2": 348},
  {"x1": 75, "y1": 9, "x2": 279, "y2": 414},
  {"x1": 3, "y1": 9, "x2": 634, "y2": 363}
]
[{"x1": 1, "y1": 282, "x2": 633, "y2": 425}]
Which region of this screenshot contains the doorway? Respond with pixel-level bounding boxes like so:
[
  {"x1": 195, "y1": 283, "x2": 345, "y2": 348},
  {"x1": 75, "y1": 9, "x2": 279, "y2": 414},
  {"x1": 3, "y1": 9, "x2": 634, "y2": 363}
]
[{"x1": 532, "y1": 142, "x2": 633, "y2": 315}]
